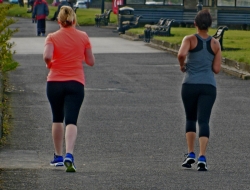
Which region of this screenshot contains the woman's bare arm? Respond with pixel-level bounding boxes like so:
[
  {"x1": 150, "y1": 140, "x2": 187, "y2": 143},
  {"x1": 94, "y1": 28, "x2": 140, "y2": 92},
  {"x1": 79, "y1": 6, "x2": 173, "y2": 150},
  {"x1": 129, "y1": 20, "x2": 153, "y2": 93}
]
[
  {"x1": 85, "y1": 48, "x2": 95, "y2": 67},
  {"x1": 212, "y1": 39, "x2": 221, "y2": 74},
  {"x1": 178, "y1": 36, "x2": 191, "y2": 72},
  {"x1": 43, "y1": 43, "x2": 54, "y2": 69}
]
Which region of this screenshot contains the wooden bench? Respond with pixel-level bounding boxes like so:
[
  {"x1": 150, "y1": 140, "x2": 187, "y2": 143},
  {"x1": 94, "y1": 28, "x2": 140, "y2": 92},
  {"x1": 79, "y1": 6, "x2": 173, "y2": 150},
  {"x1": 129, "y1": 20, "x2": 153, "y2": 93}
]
[
  {"x1": 151, "y1": 19, "x2": 175, "y2": 36},
  {"x1": 120, "y1": 15, "x2": 142, "y2": 34},
  {"x1": 144, "y1": 18, "x2": 167, "y2": 42},
  {"x1": 95, "y1": 9, "x2": 112, "y2": 27},
  {"x1": 144, "y1": 18, "x2": 167, "y2": 29},
  {"x1": 144, "y1": 18, "x2": 174, "y2": 42},
  {"x1": 212, "y1": 26, "x2": 228, "y2": 50}
]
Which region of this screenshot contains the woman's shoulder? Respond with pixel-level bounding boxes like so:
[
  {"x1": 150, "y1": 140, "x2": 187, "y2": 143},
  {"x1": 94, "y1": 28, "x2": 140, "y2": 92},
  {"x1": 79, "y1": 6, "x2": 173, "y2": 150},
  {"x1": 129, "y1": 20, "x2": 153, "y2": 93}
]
[
  {"x1": 75, "y1": 29, "x2": 89, "y2": 37},
  {"x1": 210, "y1": 36, "x2": 221, "y2": 52},
  {"x1": 75, "y1": 29, "x2": 87, "y2": 34},
  {"x1": 184, "y1": 34, "x2": 196, "y2": 40},
  {"x1": 182, "y1": 34, "x2": 196, "y2": 42}
]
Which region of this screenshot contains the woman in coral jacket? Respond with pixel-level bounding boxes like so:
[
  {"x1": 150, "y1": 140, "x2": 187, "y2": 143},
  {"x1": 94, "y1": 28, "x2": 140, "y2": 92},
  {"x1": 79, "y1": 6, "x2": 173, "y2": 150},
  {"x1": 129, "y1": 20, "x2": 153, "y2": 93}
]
[{"x1": 43, "y1": 6, "x2": 95, "y2": 172}]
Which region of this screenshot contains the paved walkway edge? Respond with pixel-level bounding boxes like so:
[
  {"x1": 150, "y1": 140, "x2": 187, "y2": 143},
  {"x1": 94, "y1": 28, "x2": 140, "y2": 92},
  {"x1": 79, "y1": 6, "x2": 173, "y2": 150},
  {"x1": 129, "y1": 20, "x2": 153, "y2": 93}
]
[{"x1": 120, "y1": 33, "x2": 250, "y2": 80}]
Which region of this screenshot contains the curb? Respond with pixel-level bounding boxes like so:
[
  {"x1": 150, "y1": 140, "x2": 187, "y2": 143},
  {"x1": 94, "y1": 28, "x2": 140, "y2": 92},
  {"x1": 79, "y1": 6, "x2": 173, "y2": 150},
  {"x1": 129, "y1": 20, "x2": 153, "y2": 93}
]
[{"x1": 119, "y1": 33, "x2": 250, "y2": 80}]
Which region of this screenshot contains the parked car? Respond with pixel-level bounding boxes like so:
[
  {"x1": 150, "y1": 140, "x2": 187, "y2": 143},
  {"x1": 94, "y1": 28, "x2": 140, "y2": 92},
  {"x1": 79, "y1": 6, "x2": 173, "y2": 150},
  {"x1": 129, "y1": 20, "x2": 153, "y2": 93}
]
[
  {"x1": 74, "y1": 1, "x2": 87, "y2": 9},
  {"x1": 9, "y1": 0, "x2": 19, "y2": 3}
]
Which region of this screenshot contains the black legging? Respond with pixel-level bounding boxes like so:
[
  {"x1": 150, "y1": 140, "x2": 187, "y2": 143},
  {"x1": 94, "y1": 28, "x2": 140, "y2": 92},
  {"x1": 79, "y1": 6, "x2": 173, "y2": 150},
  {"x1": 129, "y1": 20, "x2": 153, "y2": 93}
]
[
  {"x1": 181, "y1": 83, "x2": 216, "y2": 138},
  {"x1": 37, "y1": 19, "x2": 46, "y2": 35},
  {"x1": 46, "y1": 81, "x2": 84, "y2": 126}
]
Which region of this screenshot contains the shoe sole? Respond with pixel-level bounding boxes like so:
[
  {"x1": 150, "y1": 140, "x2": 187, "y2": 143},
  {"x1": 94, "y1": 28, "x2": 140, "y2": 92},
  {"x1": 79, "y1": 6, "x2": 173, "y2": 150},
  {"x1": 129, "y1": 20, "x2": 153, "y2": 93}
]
[
  {"x1": 197, "y1": 162, "x2": 208, "y2": 171},
  {"x1": 64, "y1": 159, "x2": 76, "y2": 172},
  {"x1": 50, "y1": 162, "x2": 64, "y2": 167},
  {"x1": 182, "y1": 158, "x2": 195, "y2": 168}
]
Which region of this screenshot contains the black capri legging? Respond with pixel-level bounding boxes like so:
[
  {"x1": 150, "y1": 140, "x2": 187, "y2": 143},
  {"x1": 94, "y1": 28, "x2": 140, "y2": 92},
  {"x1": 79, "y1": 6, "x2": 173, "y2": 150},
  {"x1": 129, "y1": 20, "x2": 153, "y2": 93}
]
[
  {"x1": 181, "y1": 83, "x2": 216, "y2": 138},
  {"x1": 46, "y1": 81, "x2": 84, "y2": 126}
]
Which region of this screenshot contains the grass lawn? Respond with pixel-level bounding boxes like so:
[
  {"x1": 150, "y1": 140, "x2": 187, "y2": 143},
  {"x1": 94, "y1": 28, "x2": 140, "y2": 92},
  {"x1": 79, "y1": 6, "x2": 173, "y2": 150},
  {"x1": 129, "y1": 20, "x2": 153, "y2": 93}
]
[
  {"x1": 130, "y1": 27, "x2": 250, "y2": 65},
  {"x1": 6, "y1": 4, "x2": 117, "y2": 25},
  {"x1": 6, "y1": 4, "x2": 250, "y2": 65}
]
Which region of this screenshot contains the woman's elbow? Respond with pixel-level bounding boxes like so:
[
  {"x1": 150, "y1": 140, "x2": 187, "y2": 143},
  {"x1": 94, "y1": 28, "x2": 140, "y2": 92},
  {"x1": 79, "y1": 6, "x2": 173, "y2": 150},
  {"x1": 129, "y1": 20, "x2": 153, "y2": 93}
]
[
  {"x1": 85, "y1": 50, "x2": 95, "y2": 66},
  {"x1": 177, "y1": 53, "x2": 186, "y2": 62},
  {"x1": 43, "y1": 57, "x2": 51, "y2": 64},
  {"x1": 86, "y1": 58, "x2": 95, "y2": 66},
  {"x1": 177, "y1": 54, "x2": 183, "y2": 60},
  {"x1": 213, "y1": 69, "x2": 220, "y2": 74},
  {"x1": 213, "y1": 66, "x2": 221, "y2": 74},
  {"x1": 86, "y1": 61, "x2": 95, "y2": 67}
]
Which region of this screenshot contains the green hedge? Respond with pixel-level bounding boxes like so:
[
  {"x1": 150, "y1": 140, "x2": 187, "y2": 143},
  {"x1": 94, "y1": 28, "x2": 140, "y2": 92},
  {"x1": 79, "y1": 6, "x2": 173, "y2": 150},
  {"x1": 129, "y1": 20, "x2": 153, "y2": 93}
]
[{"x1": 0, "y1": 4, "x2": 19, "y2": 73}]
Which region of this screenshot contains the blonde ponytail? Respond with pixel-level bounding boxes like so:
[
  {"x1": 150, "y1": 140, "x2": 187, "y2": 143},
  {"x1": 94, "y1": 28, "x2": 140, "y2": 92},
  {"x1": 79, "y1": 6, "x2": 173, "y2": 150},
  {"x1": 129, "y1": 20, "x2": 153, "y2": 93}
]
[{"x1": 58, "y1": 6, "x2": 77, "y2": 27}]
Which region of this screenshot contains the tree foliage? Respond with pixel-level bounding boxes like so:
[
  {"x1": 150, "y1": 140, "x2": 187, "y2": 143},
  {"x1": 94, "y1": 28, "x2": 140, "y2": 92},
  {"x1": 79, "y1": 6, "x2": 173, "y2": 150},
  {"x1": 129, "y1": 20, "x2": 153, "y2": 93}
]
[{"x1": 0, "y1": 4, "x2": 19, "y2": 73}]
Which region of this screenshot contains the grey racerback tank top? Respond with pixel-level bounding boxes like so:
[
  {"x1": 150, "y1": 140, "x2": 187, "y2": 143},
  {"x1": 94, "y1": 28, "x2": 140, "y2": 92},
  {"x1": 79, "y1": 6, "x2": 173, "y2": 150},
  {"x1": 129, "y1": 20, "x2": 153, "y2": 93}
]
[{"x1": 182, "y1": 34, "x2": 216, "y2": 87}]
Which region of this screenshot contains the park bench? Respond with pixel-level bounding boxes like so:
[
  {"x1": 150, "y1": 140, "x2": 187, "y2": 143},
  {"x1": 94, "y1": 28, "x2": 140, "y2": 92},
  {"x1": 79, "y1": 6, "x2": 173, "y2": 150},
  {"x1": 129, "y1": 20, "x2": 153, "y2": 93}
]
[
  {"x1": 119, "y1": 15, "x2": 142, "y2": 34},
  {"x1": 144, "y1": 18, "x2": 167, "y2": 30},
  {"x1": 95, "y1": 9, "x2": 112, "y2": 27},
  {"x1": 151, "y1": 19, "x2": 175, "y2": 36},
  {"x1": 212, "y1": 26, "x2": 228, "y2": 50},
  {"x1": 144, "y1": 18, "x2": 167, "y2": 42},
  {"x1": 144, "y1": 19, "x2": 174, "y2": 43}
]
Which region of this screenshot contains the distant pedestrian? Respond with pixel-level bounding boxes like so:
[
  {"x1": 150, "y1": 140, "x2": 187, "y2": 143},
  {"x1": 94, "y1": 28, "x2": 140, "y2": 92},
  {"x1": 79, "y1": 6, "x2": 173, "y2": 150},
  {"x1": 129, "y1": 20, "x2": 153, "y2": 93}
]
[
  {"x1": 177, "y1": 9, "x2": 221, "y2": 171},
  {"x1": 43, "y1": 5, "x2": 95, "y2": 172},
  {"x1": 27, "y1": 0, "x2": 35, "y2": 13},
  {"x1": 32, "y1": 0, "x2": 49, "y2": 36},
  {"x1": 18, "y1": 0, "x2": 24, "y2": 7},
  {"x1": 50, "y1": 0, "x2": 73, "y2": 21}
]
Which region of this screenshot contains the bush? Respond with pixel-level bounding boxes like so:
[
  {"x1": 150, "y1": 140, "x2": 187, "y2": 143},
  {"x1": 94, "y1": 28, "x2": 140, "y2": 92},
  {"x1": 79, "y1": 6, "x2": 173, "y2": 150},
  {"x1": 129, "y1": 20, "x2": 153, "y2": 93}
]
[
  {"x1": 0, "y1": 4, "x2": 19, "y2": 73},
  {"x1": 0, "y1": 4, "x2": 19, "y2": 143}
]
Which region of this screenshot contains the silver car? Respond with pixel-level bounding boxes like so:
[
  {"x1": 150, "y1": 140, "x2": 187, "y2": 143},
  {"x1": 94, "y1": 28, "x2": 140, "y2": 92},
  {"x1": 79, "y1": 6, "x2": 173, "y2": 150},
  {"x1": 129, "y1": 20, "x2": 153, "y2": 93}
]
[{"x1": 74, "y1": 1, "x2": 88, "y2": 9}]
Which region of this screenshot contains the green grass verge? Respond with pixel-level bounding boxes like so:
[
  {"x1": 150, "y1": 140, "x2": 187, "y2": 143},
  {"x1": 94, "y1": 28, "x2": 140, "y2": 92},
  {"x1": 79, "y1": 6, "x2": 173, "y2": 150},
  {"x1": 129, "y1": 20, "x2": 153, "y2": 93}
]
[
  {"x1": 7, "y1": 4, "x2": 117, "y2": 25},
  {"x1": 130, "y1": 27, "x2": 250, "y2": 65}
]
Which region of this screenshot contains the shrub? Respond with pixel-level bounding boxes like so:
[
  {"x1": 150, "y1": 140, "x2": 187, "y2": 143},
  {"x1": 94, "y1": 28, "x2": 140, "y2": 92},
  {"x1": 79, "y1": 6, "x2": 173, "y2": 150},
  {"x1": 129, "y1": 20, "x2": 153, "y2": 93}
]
[
  {"x1": 0, "y1": 4, "x2": 19, "y2": 73},
  {"x1": 0, "y1": 4, "x2": 19, "y2": 143}
]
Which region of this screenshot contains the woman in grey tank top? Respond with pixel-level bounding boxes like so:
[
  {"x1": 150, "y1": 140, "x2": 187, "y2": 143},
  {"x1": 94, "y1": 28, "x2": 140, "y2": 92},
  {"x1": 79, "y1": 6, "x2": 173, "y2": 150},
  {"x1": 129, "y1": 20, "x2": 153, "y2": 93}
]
[{"x1": 177, "y1": 9, "x2": 221, "y2": 171}]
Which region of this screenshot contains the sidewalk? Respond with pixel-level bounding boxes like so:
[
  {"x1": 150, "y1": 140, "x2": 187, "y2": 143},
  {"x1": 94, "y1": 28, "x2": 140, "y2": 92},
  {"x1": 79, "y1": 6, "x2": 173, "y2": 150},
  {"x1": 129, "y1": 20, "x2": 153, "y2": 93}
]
[{"x1": 0, "y1": 18, "x2": 250, "y2": 189}]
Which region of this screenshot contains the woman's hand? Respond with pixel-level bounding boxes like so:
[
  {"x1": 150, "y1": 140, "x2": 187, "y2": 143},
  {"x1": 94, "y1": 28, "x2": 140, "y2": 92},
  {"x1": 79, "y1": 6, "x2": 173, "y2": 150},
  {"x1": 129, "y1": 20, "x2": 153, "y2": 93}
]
[{"x1": 180, "y1": 65, "x2": 186, "y2": 72}]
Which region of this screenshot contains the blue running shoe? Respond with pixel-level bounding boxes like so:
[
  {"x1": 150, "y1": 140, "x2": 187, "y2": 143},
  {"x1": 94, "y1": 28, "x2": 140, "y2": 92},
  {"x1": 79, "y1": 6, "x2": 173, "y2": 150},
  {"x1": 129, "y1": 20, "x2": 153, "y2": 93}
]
[
  {"x1": 182, "y1": 152, "x2": 196, "y2": 168},
  {"x1": 50, "y1": 153, "x2": 64, "y2": 167},
  {"x1": 197, "y1": 155, "x2": 208, "y2": 171},
  {"x1": 64, "y1": 153, "x2": 76, "y2": 172}
]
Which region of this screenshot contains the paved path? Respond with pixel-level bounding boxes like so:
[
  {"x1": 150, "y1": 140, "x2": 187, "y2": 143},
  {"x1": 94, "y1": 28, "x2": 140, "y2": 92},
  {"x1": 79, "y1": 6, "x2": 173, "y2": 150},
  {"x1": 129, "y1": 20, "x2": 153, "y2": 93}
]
[{"x1": 0, "y1": 18, "x2": 250, "y2": 190}]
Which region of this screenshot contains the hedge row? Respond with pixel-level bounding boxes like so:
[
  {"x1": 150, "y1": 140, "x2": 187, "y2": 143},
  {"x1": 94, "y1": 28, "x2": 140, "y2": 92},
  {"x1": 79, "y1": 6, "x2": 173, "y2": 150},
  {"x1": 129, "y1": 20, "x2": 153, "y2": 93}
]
[{"x1": 0, "y1": 4, "x2": 19, "y2": 73}]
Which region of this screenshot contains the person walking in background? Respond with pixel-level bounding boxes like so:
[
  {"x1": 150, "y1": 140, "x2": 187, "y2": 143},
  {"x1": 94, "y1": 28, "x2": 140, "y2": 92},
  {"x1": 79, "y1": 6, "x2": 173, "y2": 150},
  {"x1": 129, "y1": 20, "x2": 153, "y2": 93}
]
[
  {"x1": 27, "y1": 0, "x2": 35, "y2": 14},
  {"x1": 43, "y1": 6, "x2": 95, "y2": 172},
  {"x1": 177, "y1": 9, "x2": 221, "y2": 171},
  {"x1": 50, "y1": 0, "x2": 73, "y2": 21},
  {"x1": 32, "y1": 0, "x2": 49, "y2": 36}
]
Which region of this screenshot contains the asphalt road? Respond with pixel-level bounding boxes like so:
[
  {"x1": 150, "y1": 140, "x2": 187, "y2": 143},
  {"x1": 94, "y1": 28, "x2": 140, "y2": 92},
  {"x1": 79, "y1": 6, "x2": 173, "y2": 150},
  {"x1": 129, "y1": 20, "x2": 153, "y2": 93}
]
[{"x1": 0, "y1": 17, "x2": 249, "y2": 190}]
